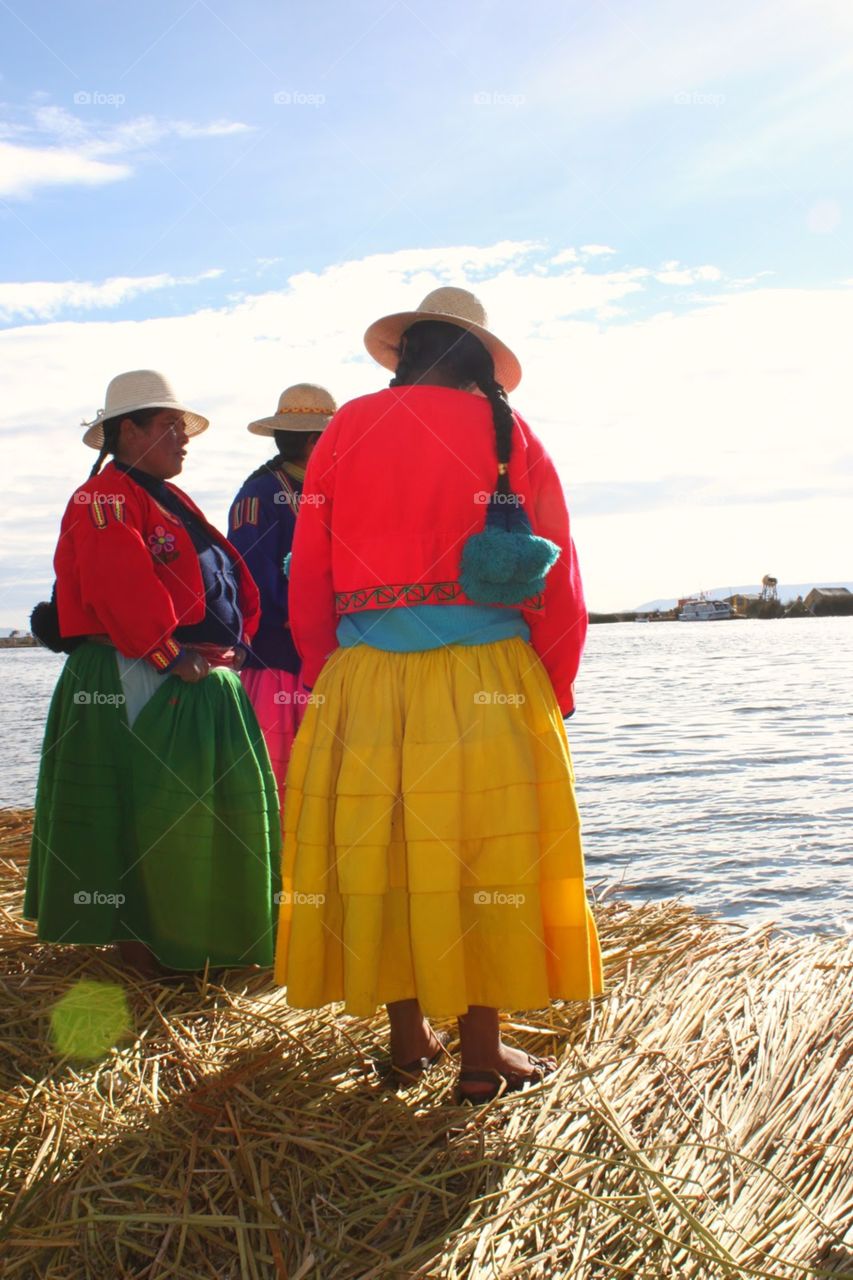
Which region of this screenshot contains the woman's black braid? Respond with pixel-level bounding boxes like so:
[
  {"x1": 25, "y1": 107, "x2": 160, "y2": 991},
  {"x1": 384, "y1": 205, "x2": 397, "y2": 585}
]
[
  {"x1": 473, "y1": 368, "x2": 514, "y2": 498},
  {"x1": 88, "y1": 419, "x2": 121, "y2": 477}
]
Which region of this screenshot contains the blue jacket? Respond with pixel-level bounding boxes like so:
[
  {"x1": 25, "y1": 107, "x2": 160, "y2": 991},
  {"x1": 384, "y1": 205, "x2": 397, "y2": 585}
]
[{"x1": 228, "y1": 463, "x2": 302, "y2": 672}]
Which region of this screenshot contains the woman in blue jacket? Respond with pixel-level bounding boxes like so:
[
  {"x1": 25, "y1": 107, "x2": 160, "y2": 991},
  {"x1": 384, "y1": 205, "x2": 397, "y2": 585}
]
[{"x1": 228, "y1": 383, "x2": 336, "y2": 803}]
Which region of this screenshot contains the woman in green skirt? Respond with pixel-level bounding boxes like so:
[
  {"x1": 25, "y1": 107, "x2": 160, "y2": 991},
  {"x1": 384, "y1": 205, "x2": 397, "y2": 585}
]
[{"x1": 25, "y1": 370, "x2": 280, "y2": 976}]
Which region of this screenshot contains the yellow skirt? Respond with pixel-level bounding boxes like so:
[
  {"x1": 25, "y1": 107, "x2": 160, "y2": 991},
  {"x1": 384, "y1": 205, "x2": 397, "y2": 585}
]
[{"x1": 274, "y1": 637, "x2": 603, "y2": 1018}]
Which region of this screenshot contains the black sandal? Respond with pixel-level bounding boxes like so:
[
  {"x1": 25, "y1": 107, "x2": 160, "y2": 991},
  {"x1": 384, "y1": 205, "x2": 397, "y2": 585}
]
[{"x1": 455, "y1": 1053, "x2": 556, "y2": 1105}]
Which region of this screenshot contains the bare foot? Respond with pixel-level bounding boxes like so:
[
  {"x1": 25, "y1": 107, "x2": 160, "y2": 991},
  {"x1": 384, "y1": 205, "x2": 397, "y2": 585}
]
[
  {"x1": 457, "y1": 1005, "x2": 556, "y2": 1100},
  {"x1": 116, "y1": 940, "x2": 164, "y2": 979},
  {"x1": 386, "y1": 998, "x2": 444, "y2": 1068}
]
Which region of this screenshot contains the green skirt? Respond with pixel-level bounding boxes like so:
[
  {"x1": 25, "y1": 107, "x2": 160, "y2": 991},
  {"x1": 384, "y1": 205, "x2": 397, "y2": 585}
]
[{"x1": 24, "y1": 643, "x2": 281, "y2": 969}]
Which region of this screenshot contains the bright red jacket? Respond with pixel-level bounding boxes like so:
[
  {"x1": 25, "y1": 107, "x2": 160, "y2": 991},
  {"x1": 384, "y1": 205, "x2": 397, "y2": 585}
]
[
  {"x1": 289, "y1": 386, "x2": 587, "y2": 713},
  {"x1": 54, "y1": 461, "x2": 260, "y2": 670}
]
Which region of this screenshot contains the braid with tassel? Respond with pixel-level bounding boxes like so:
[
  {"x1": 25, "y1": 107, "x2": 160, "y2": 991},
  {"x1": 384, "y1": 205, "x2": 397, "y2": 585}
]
[{"x1": 473, "y1": 369, "x2": 514, "y2": 498}]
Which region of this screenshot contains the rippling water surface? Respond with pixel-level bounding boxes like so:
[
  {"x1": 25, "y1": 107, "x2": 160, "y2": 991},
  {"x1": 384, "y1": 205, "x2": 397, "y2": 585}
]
[
  {"x1": 1, "y1": 617, "x2": 851, "y2": 934},
  {"x1": 569, "y1": 617, "x2": 852, "y2": 934}
]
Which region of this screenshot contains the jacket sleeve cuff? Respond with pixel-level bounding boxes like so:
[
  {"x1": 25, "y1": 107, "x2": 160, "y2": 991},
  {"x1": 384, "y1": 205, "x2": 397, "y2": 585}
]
[
  {"x1": 146, "y1": 637, "x2": 183, "y2": 672},
  {"x1": 559, "y1": 682, "x2": 576, "y2": 719},
  {"x1": 300, "y1": 646, "x2": 335, "y2": 688}
]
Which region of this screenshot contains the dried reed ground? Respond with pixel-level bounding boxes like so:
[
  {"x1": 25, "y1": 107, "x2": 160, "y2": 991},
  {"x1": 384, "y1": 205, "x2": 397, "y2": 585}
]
[{"x1": 1, "y1": 807, "x2": 852, "y2": 1280}]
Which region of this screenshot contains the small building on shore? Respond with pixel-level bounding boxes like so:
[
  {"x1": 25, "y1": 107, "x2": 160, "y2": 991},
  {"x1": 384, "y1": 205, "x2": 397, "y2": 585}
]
[
  {"x1": 803, "y1": 587, "x2": 853, "y2": 616},
  {"x1": 725, "y1": 593, "x2": 760, "y2": 617}
]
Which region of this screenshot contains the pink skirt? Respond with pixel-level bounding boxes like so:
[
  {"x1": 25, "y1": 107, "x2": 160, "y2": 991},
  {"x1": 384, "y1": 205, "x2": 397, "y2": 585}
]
[{"x1": 240, "y1": 668, "x2": 308, "y2": 807}]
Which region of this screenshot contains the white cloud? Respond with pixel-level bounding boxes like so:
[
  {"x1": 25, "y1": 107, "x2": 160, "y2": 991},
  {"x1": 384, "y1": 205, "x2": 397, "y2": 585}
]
[
  {"x1": 0, "y1": 140, "x2": 130, "y2": 198},
  {"x1": 0, "y1": 269, "x2": 223, "y2": 323},
  {"x1": 0, "y1": 242, "x2": 851, "y2": 620},
  {"x1": 0, "y1": 105, "x2": 251, "y2": 199},
  {"x1": 580, "y1": 244, "x2": 616, "y2": 257},
  {"x1": 655, "y1": 263, "x2": 722, "y2": 285},
  {"x1": 81, "y1": 114, "x2": 252, "y2": 157}
]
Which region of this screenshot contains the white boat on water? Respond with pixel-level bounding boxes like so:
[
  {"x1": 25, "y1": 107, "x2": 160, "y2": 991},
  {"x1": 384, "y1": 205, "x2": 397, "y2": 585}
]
[{"x1": 678, "y1": 596, "x2": 733, "y2": 621}]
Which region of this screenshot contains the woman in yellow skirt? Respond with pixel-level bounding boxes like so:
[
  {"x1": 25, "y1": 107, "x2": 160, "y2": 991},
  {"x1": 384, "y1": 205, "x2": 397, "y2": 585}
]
[{"x1": 275, "y1": 287, "x2": 603, "y2": 1101}]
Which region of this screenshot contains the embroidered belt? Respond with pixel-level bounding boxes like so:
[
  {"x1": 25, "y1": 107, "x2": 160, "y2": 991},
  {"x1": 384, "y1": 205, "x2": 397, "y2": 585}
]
[{"x1": 334, "y1": 582, "x2": 545, "y2": 613}]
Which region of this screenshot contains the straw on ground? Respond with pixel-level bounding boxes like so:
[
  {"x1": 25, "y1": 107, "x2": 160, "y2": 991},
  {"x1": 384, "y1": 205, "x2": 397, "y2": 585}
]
[{"x1": 1, "y1": 808, "x2": 851, "y2": 1279}]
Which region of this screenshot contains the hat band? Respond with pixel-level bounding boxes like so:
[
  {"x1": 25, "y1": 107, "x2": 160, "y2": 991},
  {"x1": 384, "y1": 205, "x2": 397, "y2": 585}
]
[{"x1": 276, "y1": 406, "x2": 334, "y2": 416}]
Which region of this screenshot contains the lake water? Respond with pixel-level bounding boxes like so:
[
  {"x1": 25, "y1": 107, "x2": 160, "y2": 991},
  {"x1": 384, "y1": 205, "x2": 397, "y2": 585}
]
[{"x1": 2, "y1": 617, "x2": 851, "y2": 935}]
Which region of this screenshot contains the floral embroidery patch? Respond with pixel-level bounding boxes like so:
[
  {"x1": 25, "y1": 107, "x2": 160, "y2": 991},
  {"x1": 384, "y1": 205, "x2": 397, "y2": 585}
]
[{"x1": 148, "y1": 524, "x2": 180, "y2": 564}]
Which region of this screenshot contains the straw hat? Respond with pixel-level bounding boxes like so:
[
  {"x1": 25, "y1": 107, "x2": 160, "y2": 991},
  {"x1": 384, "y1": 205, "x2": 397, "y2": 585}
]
[
  {"x1": 247, "y1": 383, "x2": 338, "y2": 436},
  {"x1": 82, "y1": 370, "x2": 209, "y2": 449},
  {"x1": 363, "y1": 286, "x2": 522, "y2": 391}
]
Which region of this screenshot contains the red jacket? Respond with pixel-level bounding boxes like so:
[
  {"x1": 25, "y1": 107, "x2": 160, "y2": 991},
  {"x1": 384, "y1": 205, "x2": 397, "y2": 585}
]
[
  {"x1": 289, "y1": 386, "x2": 587, "y2": 713},
  {"x1": 55, "y1": 462, "x2": 260, "y2": 670}
]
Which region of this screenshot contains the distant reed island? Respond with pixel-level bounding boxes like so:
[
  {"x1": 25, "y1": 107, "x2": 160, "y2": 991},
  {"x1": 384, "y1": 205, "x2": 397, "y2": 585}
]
[
  {"x1": 592, "y1": 581, "x2": 853, "y2": 624},
  {"x1": 0, "y1": 632, "x2": 36, "y2": 648}
]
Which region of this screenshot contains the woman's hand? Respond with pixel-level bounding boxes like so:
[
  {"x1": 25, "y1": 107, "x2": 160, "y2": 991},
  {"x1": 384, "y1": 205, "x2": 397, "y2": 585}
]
[
  {"x1": 232, "y1": 645, "x2": 247, "y2": 672},
  {"x1": 171, "y1": 650, "x2": 210, "y2": 683}
]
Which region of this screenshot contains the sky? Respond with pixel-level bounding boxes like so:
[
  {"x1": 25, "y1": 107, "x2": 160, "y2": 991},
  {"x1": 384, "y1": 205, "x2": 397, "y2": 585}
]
[{"x1": 1, "y1": 0, "x2": 852, "y2": 623}]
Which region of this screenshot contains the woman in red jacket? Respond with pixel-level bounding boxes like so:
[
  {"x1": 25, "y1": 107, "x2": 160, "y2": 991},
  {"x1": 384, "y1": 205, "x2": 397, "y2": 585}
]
[
  {"x1": 274, "y1": 290, "x2": 602, "y2": 1102},
  {"x1": 25, "y1": 370, "x2": 280, "y2": 977}
]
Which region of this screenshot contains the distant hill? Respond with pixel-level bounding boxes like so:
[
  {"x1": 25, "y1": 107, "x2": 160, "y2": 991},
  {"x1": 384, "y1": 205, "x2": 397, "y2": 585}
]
[{"x1": 634, "y1": 582, "x2": 853, "y2": 612}]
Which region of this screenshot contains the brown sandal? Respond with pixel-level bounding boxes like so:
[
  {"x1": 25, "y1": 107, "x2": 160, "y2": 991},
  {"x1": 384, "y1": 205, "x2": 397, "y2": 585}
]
[{"x1": 455, "y1": 1053, "x2": 556, "y2": 1105}]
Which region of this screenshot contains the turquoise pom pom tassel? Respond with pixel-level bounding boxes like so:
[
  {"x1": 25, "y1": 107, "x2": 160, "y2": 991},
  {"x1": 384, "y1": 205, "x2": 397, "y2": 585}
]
[{"x1": 460, "y1": 495, "x2": 560, "y2": 605}]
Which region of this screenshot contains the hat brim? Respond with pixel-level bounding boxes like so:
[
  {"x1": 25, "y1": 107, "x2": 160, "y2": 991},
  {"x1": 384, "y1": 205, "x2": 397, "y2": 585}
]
[
  {"x1": 363, "y1": 310, "x2": 522, "y2": 392},
  {"x1": 82, "y1": 406, "x2": 209, "y2": 450},
  {"x1": 248, "y1": 411, "x2": 334, "y2": 436}
]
